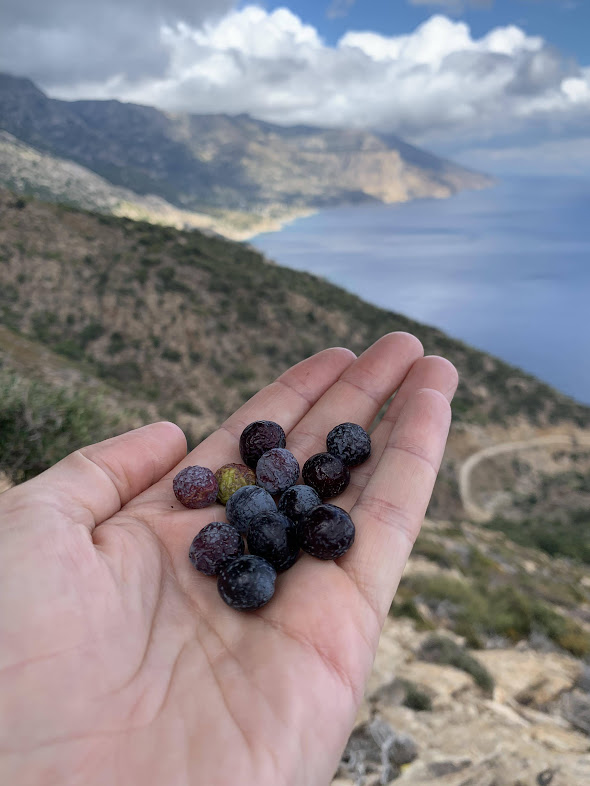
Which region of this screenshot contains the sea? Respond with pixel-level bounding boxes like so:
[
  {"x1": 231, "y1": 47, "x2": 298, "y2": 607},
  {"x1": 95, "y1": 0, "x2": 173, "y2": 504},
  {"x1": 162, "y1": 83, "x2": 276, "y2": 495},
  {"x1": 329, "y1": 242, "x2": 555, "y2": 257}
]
[{"x1": 252, "y1": 176, "x2": 590, "y2": 406}]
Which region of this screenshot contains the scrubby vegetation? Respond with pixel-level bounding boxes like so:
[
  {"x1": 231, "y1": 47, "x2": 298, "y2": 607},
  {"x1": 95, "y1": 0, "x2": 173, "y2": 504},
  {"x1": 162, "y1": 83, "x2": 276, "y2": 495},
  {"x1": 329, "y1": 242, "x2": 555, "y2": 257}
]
[
  {"x1": 485, "y1": 512, "x2": 590, "y2": 565},
  {"x1": 1, "y1": 188, "x2": 588, "y2": 438},
  {"x1": 480, "y1": 463, "x2": 590, "y2": 565},
  {"x1": 395, "y1": 536, "x2": 590, "y2": 658},
  {"x1": 0, "y1": 366, "x2": 121, "y2": 483},
  {"x1": 418, "y1": 635, "x2": 494, "y2": 693},
  {"x1": 390, "y1": 598, "x2": 435, "y2": 631},
  {"x1": 399, "y1": 679, "x2": 433, "y2": 712}
]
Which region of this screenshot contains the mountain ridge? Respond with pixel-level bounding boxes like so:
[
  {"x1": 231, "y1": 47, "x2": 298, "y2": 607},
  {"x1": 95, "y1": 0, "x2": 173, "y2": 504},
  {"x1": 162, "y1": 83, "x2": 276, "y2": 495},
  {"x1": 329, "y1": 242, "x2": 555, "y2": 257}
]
[
  {"x1": 0, "y1": 131, "x2": 305, "y2": 240},
  {"x1": 0, "y1": 72, "x2": 492, "y2": 236}
]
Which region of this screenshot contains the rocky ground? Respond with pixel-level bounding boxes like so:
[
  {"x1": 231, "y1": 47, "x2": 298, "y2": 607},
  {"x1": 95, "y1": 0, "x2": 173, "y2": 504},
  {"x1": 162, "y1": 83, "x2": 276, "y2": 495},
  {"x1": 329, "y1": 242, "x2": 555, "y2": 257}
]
[
  {"x1": 332, "y1": 518, "x2": 590, "y2": 786},
  {"x1": 334, "y1": 620, "x2": 589, "y2": 785}
]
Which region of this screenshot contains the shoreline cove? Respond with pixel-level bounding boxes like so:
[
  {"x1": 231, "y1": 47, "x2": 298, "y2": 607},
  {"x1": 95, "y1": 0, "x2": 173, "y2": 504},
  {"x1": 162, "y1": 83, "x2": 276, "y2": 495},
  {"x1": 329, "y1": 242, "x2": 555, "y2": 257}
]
[{"x1": 244, "y1": 183, "x2": 495, "y2": 242}]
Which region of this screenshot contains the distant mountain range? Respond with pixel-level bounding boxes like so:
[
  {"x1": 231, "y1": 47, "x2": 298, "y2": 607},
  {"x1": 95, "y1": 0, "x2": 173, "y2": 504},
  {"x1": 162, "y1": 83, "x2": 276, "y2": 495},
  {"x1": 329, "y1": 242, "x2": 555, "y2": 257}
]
[{"x1": 0, "y1": 73, "x2": 492, "y2": 237}]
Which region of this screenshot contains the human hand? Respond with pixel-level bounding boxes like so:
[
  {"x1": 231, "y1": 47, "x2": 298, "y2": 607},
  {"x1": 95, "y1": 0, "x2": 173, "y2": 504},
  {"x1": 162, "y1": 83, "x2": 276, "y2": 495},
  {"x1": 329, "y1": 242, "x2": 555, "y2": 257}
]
[{"x1": 0, "y1": 333, "x2": 457, "y2": 786}]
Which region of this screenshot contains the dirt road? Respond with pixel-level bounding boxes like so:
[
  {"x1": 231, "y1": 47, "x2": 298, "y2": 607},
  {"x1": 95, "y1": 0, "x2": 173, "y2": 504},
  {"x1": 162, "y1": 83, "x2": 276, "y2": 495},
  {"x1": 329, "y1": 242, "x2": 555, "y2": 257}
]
[{"x1": 459, "y1": 433, "x2": 590, "y2": 522}]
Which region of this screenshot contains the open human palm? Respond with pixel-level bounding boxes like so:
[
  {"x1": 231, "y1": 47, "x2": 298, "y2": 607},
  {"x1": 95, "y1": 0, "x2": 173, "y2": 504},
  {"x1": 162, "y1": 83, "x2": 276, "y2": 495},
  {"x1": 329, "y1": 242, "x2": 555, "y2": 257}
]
[{"x1": 0, "y1": 333, "x2": 457, "y2": 786}]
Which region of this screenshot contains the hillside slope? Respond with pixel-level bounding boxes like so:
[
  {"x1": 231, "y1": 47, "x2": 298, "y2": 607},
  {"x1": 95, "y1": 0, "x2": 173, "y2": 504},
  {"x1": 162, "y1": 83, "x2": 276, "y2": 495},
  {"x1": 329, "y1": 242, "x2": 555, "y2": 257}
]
[
  {"x1": 0, "y1": 131, "x2": 288, "y2": 240},
  {"x1": 0, "y1": 73, "x2": 491, "y2": 224},
  {"x1": 1, "y1": 187, "x2": 587, "y2": 434},
  {"x1": 1, "y1": 186, "x2": 589, "y2": 517},
  {"x1": 338, "y1": 516, "x2": 590, "y2": 786}
]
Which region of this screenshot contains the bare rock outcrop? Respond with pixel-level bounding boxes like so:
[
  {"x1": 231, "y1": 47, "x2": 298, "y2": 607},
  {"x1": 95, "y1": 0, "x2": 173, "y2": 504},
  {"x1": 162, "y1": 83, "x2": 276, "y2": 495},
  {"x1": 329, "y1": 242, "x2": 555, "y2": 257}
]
[{"x1": 333, "y1": 617, "x2": 590, "y2": 786}]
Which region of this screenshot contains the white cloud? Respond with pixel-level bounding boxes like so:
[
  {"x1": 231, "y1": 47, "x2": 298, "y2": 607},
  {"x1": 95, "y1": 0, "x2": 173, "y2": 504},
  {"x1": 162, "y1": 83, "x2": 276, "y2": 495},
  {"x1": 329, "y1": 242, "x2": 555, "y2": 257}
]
[
  {"x1": 561, "y1": 73, "x2": 590, "y2": 103},
  {"x1": 0, "y1": 0, "x2": 235, "y2": 86},
  {"x1": 187, "y1": 7, "x2": 322, "y2": 56},
  {"x1": 24, "y1": 7, "x2": 590, "y2": 153}
]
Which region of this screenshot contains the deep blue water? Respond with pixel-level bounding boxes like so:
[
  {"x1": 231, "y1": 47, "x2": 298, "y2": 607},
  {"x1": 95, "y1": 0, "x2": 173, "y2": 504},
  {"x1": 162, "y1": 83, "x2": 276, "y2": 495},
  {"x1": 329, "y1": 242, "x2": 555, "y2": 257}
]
[{"x1": 252, "y1": 177, "x2": 590, "y2": 405}]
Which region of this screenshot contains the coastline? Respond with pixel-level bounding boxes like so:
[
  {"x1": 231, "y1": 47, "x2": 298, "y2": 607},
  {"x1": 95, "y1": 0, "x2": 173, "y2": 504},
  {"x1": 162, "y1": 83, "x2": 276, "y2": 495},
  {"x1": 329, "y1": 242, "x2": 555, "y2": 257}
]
[
  {"x1": 211, "y1": 206, "x2": 317, "y2": 242},
  {"x1": 0, "y1": 132, "x2": 316, "y2": 243},
  {"x1": 114, "y1": 200, "x2": 317, "y2": 243},
  {"x1": 232, "y1": 180, "x2": 496, "y2": 242}
]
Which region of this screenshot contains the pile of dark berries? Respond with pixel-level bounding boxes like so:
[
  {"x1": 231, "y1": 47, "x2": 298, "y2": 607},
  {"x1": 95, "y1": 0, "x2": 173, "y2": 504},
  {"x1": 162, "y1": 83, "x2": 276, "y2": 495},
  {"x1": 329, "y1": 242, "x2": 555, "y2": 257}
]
[{"x1": 173, "y1": 420, "x2": 371, "y2": 611}]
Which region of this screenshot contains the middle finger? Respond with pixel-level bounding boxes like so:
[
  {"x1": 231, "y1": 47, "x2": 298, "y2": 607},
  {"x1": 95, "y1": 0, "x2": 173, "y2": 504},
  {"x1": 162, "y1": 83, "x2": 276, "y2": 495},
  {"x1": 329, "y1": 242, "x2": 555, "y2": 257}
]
[{"x1": 286, "y1": 332, "x2": 423, "y2": 472}]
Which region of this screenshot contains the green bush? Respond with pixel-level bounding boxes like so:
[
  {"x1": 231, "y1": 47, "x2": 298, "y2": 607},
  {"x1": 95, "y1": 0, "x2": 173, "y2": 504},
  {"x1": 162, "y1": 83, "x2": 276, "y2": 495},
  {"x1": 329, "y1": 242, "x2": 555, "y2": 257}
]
[
  {"x1": 418, "y1": 635, "x2": 494, "y2": 693},
  {"x1": 54, "y1": 339, "x2": 85, "y2": 361},
  {"x1": 108, "y1": 332, "x2": 127, "y2": 354},
  {"x1": 400, "y1": 680, "x2": 433, "y2": 712},
  {"x1": 0, "y1": 370, "x2": 120, "y2": 483},
  {"x1": 176, "y1": 400, "x2": 202, "y2": 417},
  {"x1": 140, "y1": 256, "x2": 160, "y2": 268},
  {"x1": 412, "y1": 537, "x2": 456, "y2": 569},
  {"x1": 78, "y1": 322, "x2": 105, "y2": 347},
  {"x1": 406, "y1": 574, "x2": 476, "y2": 609},
  {"x1": 98, "y1": 361, "x2": 141, "y2": 385},
  {"x1": 485, "y1": 514, "x2": 590, "y2": 565},
  {"x1": 224, "y1": 364, "x2": 255, "y2": 384},
  {"x1": 236, "y1": 298, "x2": 260, "y2": 325},
  {"x1": 390, "y1": 598, "x2": 434, "y2": 631},
  {"x1": 161, "y1": 347, "x2": 182, "y2": 362},
  {"x1": 0, "y1": 304, "x2": 20, "y2": 330},
  {"x1": 208, "y1": 395, "x2": 227, "y2": 416},
  {"x1": 157, "y1": 267, "x2": 186, "y2": 293},
  {"x1": 31, "y1": 310, "x2": 58, "y2": 340},
  {"x1": 403, "y1": 572, "x2": 590, "y2": 657}
]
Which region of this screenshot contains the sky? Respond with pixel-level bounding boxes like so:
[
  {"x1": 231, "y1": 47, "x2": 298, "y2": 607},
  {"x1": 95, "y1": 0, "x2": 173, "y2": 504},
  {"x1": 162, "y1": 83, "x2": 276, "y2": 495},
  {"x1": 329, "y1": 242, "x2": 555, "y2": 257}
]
[{"x1": 1, "y1": 0, "x2": 589, "y2": 174}]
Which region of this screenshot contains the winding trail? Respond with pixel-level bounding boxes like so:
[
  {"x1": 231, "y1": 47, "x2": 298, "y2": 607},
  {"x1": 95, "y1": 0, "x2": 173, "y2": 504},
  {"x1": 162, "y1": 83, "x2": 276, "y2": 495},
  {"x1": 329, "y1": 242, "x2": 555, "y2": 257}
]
[{"x1": 459, "y1": 433, "x2": 590, "y2": 522}]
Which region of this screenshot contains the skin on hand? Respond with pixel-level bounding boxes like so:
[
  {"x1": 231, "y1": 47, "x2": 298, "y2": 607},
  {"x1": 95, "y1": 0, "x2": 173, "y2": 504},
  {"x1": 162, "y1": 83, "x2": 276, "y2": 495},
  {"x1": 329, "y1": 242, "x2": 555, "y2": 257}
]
[{"x1": 0, "y1": 333, "x2": 457, "y2": 786}]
